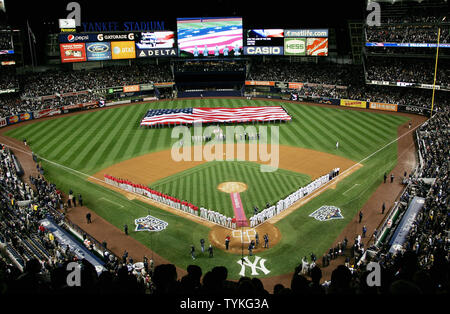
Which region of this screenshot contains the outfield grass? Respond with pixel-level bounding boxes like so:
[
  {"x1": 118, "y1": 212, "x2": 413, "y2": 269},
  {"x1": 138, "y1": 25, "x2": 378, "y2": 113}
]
[{"x1": 4, "y1": 98, "x2": 410, "y2": 279}]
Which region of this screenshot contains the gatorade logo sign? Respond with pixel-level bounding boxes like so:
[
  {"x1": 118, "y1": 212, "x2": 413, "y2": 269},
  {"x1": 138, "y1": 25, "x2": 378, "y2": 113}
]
[
  {"x1": 97, "y1": 33, "x2": 135, "y2": 41},
  {"x1": 284, "y1": 38, "x2": 306, "y2": 55}
]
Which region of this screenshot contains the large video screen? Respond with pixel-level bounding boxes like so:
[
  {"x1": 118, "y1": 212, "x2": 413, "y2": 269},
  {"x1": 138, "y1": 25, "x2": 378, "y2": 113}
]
[{"x1": 177, "y1": 17, "x2": 243, "y2": 57}]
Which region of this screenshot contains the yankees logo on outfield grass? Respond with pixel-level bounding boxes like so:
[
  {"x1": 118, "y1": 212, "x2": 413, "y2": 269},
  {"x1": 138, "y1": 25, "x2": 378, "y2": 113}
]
[
  {"x1": 135, "y1": 215, "x2": 168, "y2": 232},
  {"x1": 237, "y1": 256, "x2": 270, "y2": 276},
  {"x1": 309, "y1": 205, "x2": 344, "y2": 222}
]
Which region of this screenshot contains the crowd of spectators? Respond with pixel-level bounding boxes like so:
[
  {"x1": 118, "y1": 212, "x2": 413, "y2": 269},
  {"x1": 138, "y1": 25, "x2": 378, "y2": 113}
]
[
  {"x1": 0, "y1": 63, "x2": 173, "y2": 118},
  {"x1": 0, "y1": 31, "x2": 12, "y2": 50},
  {"x1": 0, "y1": 67, "x2": 18, "y2": 91},
  {"x1": 175, "y1": 60, "x2": 246, "y2": 73},
  {"x1": 0, "y1": 90, "x2": 448, "y2": 296},
  {"x1": 248, "y1": 61, "x2": 360, "y2": 86},
  {"x1": 21, "y1": 63, "x2": 173, "y2": 98},
  {"x1": 365, "y1": 58, "x2": 449, "y2": 86},
  {"x1": 347, "y1": 107, "x2": 449, "y2": 294},
  {"x1": 366, "y1": 25, "x2": 449, "y2": 44}
]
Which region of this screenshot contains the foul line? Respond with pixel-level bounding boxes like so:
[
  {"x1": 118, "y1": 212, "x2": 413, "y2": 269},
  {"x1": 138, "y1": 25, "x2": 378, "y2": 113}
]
[
  {"x1": 99, "y1": 197, "x2": 124, "y2": 208},
  {"x1": 343, "y1": 184, "x2": 360, "y2": 196}
]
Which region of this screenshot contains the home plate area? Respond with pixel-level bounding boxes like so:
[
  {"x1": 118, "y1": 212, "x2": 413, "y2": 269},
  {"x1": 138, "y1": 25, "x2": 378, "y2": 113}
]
[{"x1": 209, "y1": 223, "x2": 281, "y2": 254}]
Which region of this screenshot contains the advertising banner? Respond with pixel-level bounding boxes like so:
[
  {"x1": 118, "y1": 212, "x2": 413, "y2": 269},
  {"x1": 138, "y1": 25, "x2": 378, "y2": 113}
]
[
  {"x1": 243, "y1": 46, "x2": 283, "y2": 55},
  {"x1": 136, "y1": 48, "x2": 177, "y2": 57},
  {"x1": 7, "y1": 115, "x2": 19, "y2": 125},
  {"x1": 61, "y1": 91, "x2": 89, "y2": 98},
  {"x1": 288, "y1": 82, "x2": 304, "y2": 89},
  {"x1": 340, "y1": 99, "x2": 367, "y2": 109},
  {"x1": 366, "y1": 42, "x2": 450, "y2": 48},
  {"x1": 369, "y1": 102, "x2": 398, "y2": 112},
  {"x1": 96, "y1": 32, "x2": 135, "y2": 42},
  {"x1": 85, "y1": 42, "x2": 112, "y2": 61},
  {"x1": 284, "y1": 38, "x2": 306, "y2": 55},
  {"x1": 0, "y1": 117, "x2": 6, "y2": 128},
  {"x1": 153, "y1": 82, "x2": 175, "y2": 87},
  {"x1": 60, "y1": 43, "x2": 87, "y2": 63},
  {"x1": 58, "y1": 33, "x2": 98, "y2": 43},
  {"x1": 319, "y1": 98, "x2": 341, "y2": 106},
  {"x1": 111, "y1": 41, "x2": 136, "y2": 59},
  {"x1": 140, "y1": 83, "x2": 154, "y2": 91},
  {"x1": 397, "y1": 105, "x2": 434, "y2": 116},
  {"x1": 34, "y1": 108, "x2": 62, "y2": 119},
  {"x1": 306, "y1": 38, "x2": 328, "y2": 56},
  {"x1": 245, "y1": 81, "x2": 275, "y2": 86},
  {"x1": 285, "y1": 29, "x2": 329, "y2": 37},
  {"x1": 19, "y1": 112, "x2": 33, "y2": 121},
  {"x1": 123, "y1": 85, "x2": 140, "y2": 93}
]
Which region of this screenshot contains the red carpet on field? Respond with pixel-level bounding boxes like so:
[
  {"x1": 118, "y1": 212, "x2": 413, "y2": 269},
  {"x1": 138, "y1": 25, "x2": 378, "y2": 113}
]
[{"x1": 230, "y1": 192, "x2": 248, "y2": 227}]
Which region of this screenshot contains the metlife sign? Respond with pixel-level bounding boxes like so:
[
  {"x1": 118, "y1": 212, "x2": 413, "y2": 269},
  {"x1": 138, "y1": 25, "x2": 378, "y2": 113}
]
[
  {"x1": 285, "y1": 29, "x2": 329, "y2": 37},
  {"x1": 243, "y1": 46, "x2": 284, "y2": 55},
  {"x1": 284, "y1": 38, "x2": 306, "y2": 55},
  {"x1": 137, "y1": 48, "x2": 177, "y2": 58}
]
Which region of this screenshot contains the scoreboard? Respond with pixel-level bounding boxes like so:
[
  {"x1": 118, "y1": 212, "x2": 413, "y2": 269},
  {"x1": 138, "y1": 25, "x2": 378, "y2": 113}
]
[
  {"x1": 57, "y1": 21, "x2": 328, "y2": 62},
  {"x1": 58, "y1": 31, "x2": 177, "y2": 62}
]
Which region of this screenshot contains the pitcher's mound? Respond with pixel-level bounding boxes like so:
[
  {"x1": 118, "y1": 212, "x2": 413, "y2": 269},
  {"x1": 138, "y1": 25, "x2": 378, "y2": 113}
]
[{"x1": 217, "y1": 181, "x2": 248, "y2": 193}]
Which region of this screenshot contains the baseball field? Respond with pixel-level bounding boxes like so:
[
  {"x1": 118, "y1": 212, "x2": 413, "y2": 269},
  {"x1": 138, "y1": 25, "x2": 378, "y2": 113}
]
[{"x1": 4, "y1": 98, "x2": 410, "y2": 279}]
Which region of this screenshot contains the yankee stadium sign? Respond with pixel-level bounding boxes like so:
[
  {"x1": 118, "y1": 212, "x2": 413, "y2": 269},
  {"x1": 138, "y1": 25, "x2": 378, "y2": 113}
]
[
  {"x1": 309, "y1": 206, "x2": 344, "y2": 222},
  {"x1": 135, "y1": 215, "x2": 168, "y2": 232}
]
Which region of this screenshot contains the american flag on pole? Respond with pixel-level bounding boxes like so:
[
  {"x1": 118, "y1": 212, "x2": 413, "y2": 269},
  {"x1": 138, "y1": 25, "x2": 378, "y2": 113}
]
[{"x1": 140, "y1": 106, "x2": 291, "y2": 127}]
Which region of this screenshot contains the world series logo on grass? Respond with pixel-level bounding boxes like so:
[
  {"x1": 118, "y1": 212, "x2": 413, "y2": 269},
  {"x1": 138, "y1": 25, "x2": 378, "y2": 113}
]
[
  {"x1": 309, "y1": 206, "x2": 344, "y2": 222},
  {"x1": 135, "y1": 215, "x2": 168, "y2": 232}
]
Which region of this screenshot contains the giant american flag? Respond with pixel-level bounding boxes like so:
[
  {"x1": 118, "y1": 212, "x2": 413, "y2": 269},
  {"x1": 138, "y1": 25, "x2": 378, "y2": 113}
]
[{"x1": 140, "y1": 106, "x2": 291, "y2": 126}]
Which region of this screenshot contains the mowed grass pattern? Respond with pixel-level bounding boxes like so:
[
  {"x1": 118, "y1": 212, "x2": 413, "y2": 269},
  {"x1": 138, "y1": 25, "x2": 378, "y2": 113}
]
[
  {"x1": 4, "y1": 99, "x2": 411, "y2": 278},
  {"x1": 151, "y1": 161, "x2": 311, "y2": 218},
  {"x1": 6, "y1": 98, "x2": 407, "y2": 175}
]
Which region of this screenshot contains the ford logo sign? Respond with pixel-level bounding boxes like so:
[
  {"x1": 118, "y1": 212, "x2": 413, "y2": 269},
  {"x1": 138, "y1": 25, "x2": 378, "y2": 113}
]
[{"x1": 88, "y1": 43, "x2": 109, "y2": 53}]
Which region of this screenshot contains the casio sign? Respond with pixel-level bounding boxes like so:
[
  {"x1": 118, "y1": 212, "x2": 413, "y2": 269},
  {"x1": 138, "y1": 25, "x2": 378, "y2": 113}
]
[{"x1": 244, "y1": 46, "x2": 283, "y2": 55}]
